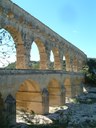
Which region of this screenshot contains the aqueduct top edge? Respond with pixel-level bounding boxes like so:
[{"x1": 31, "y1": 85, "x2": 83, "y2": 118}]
[{"x1": 0, "y1": 0, "x2": 87, "y2": 59}]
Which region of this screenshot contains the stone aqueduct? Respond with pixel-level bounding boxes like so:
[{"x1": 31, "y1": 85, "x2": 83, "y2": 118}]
[
  {"x1": 0, "y1": 0, "x2": 87, "y2": 71},
  {"x1": 0, "y1": 0, "x2": 87, "y2": 122}
]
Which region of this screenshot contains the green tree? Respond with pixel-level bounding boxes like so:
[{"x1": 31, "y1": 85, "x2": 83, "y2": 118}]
[{"x1": 84, "y1": 58, "x2": 96, "y2": 86}]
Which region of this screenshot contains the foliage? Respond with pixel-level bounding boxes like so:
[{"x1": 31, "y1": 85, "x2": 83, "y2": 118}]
[
  {"x1": 6, "y1": 62, "x2": 16, "y2": 69},
  {"x1": 0, "y1": 29, "x2": 16, "y2": 68},
  {"x1": 83, "y1": 58, "x2": 96, "y2": 86},
  {"x1": 49, "y1": 62, "x2": 54, "y2": 70},
  {"x1": 5, "y1": 61, "x2": 40, "y2": 69},
  {"x1": 31, "y1": 61, "x2": 40, "y2": 69}
]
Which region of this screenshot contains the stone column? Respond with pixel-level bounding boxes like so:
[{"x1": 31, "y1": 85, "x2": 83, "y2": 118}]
[
  {"x1": 18, "y1": 33, "x2": 33, "y2": 69},
  {"x1": 0, "y1": 93, "x2": 5, "y2": 127},
  {"x1": 42, "y1": 88, "x2": 49, "y2": 114},
  {"x1": 53, "y1": 48, "x2": 62, "y2": 70},
  {"x1": 16, "y1": 43, "x2": 27, "y2": 69},
  {"x1": 5, "y1": 94, "x2": 16, "y2": 126},
  {"x1": 72, "y1": 55, "x2": 78, "y2": 72},
  {"x1": 60, "y1": 85, "x2": 66, "y2": 105},
  {"x1": 65, "y1": 52, "x2": 72, "y2": 72},
  {"x1": 46, "y1": 49, "x2": 51, "y2": 69},
  {"x1": 77, "y1": 56, "x2": 83, "y2": 72},
  {"x1": 24, "y1": 44, "x2": 31, "y2": 69},
  {"x1": 69, "y1": 54, "x2": 75, "y2": 72}
]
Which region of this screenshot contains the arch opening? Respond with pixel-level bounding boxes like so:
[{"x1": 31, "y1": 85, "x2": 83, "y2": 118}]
[
  {"x1": 0, "y1": 28, "x2": 16, "y2": 68},
  {"x1": 16, "y1": 79, "x2": 43, "y2": 114},
  {"x1": 30, "y1": 38, "x2": 47, "y2": 69},
  {"x1": 30, "y1": 41, "x2": 40, "y2": 69},
  {"x1": 62, "y1": 56, "x2": 66, "y2": 71},
  {"x1": 49, "y1": 50, "x2": 54, "y2": 70},
  {"x1": 0, "y1": 26, "x2": 26, "y2": 69},
  {"x1": 48, "y1": 79, "x2": 61, "y2": 106}
]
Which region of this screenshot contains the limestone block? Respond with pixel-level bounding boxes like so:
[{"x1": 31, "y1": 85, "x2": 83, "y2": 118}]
[
  {"x1": 65, "y1": 85, "x2": 71, "y2": 92},
  {"x1": 48, "y1": 87, "x2": 61, "y2": 95},
  {"x1": 16, "y1": 92, "x2": 42, "y2": 102},
  {"x1": 49, "y1": 95, "x2": 61, "y2": 106},
  {"x1": 66, "y1": 91, "x2": 71, "y2": 97}
]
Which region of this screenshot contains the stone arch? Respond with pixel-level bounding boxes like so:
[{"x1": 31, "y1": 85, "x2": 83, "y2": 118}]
[
  {"x1": 5, "y1": 26, "x2": 26, "y2": 69},
  {"x1": 32, "y1": 38, "x2": 48, "y2": 69},
  {"x1": 18, "y1": 79, "x2": 41, "y2": 92},
  {"x1": 52, "y1": 47, "x2": 61, "y2": 70},
  {"x1": 16, "y1": 79, "x2": 43, "y2": 114},
  {"x1": 0, "y1": 25, "x2": 26, "y2": 69},
  {"x1": 30, "y1": 41, "x2": 40, "y2": 69},
  {"x1": 48, "y1": 78, "x2": 61, "y2": 106}
]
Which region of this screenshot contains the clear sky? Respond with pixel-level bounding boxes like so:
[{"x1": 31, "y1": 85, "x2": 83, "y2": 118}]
[{"x1": 11, "y1": 0, "x2": 96, "y2": 58}]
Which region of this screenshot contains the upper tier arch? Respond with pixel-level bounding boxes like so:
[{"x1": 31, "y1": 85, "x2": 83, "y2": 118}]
[{"x1": 0, "y1": 0, "x2": 87, "y2": 71}]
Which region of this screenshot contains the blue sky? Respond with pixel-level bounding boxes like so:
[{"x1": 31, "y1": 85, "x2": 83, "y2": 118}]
[{"x1": 11, "y1": 0, "x2": 96, "y2": 58}]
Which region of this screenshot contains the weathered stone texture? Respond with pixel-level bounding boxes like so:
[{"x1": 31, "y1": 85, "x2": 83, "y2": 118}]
[{"x1": 0, "y1": 0, "x2": 87, "y2": 71}]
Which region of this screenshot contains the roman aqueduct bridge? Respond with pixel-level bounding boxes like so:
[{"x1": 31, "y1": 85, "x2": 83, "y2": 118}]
[
  {"x1": 0, "y1": 0, "x2": 87, "y2": 71},
  {"x1": 0, "y1": 0, "x2": 87, "y2": 124}
]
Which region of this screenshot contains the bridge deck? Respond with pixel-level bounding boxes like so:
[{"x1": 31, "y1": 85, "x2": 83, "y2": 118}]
[{"x1": 0, "y1": 69, "x2": 83, "y2": 75}]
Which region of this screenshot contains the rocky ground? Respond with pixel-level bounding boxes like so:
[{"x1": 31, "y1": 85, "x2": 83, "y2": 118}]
[{"x1": 9, "y1": 87, "x2": 96, "y2": 128}]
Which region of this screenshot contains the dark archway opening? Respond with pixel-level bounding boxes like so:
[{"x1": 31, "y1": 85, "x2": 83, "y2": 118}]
[{"x1": 62, "y1": 56, "x2": 66, "y2": 70}]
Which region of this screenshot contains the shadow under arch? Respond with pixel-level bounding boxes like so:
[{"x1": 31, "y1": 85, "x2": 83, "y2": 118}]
[
  {"x1": 64, "y1": 77, "x2": 72, "y2": 102},
  {"x1": 48, "y1": 78, "x2": 61, "y2": 106},
  {"x1": 16, "y1": 79, "x2": 43, "y2": 114},
  {"x1": 33, "y1": 38, "x2": 48, "y2": 69},
  {"x1": 4, "y1": 25, "x2": 26, "y2": 69}
]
